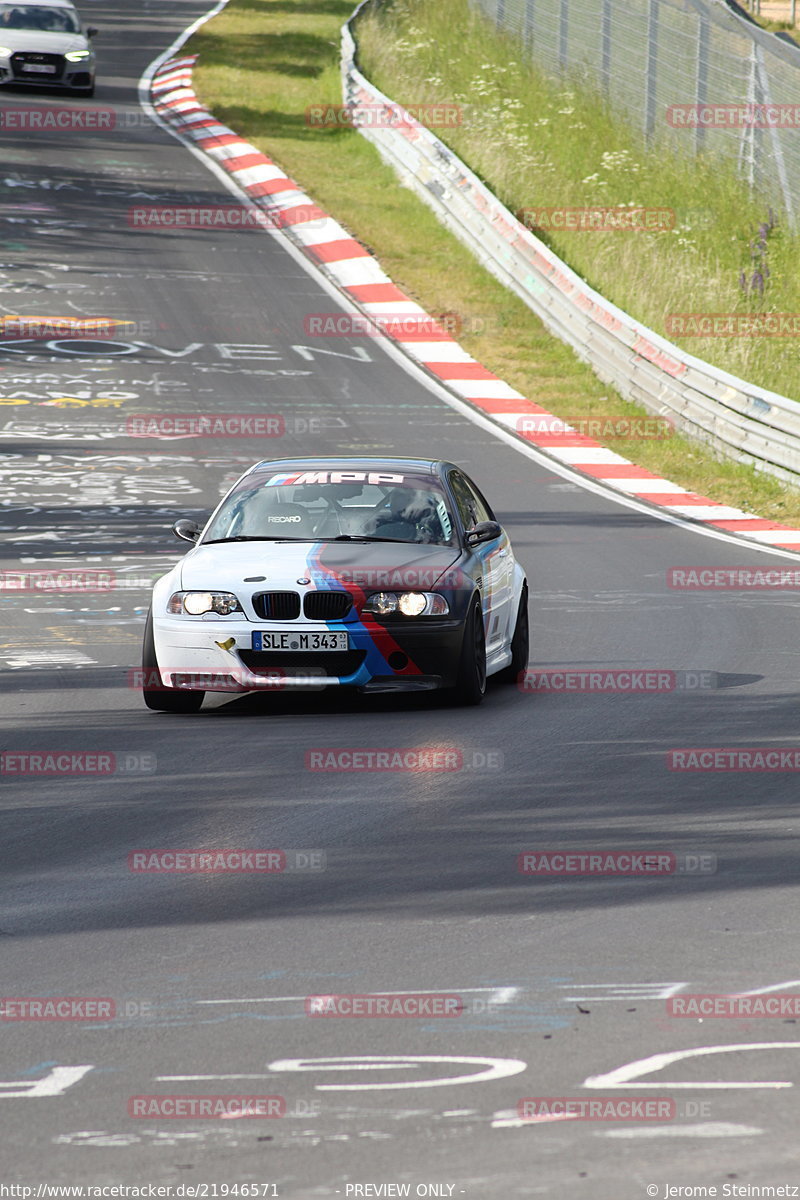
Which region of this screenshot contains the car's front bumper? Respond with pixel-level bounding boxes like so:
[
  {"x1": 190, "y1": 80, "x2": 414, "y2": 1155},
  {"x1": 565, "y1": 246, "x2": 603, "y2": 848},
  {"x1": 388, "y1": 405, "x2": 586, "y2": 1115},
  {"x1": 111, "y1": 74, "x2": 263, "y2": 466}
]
[
  {"x1": 0, "y1": 61, "x2": 94, "y2": 89},
  {"x1": 152, "y1": 615, "x2": 465, "y2": 692}
]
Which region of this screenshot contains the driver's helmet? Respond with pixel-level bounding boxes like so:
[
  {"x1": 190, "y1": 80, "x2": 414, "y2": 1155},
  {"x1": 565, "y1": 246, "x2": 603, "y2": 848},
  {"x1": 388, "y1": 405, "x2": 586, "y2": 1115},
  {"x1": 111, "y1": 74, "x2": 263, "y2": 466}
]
[{"x1": 370, "y1": 487, "x2": 441, "y2": 541}]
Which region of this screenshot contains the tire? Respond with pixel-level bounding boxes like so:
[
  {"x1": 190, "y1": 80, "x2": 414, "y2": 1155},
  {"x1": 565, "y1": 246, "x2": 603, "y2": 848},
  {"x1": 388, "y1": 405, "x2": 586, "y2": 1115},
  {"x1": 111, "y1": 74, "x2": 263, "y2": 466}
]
[
  {"x1": 141, "y1": 609, "x2": 204, "y2": 713},
  {"x1": 497, "y1": 584, "x2": 529, "y2": 684},
  {"x1": 453, "y1": 596, "x2": 487, "y2": 706}
]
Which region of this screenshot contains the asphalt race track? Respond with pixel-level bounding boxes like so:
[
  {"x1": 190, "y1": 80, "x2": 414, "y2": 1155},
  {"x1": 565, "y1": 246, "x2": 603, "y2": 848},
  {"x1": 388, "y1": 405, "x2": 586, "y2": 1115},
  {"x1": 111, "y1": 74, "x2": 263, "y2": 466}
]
[{"x1": 2, "y1": 3, "x2": 800, "y2": 1195}]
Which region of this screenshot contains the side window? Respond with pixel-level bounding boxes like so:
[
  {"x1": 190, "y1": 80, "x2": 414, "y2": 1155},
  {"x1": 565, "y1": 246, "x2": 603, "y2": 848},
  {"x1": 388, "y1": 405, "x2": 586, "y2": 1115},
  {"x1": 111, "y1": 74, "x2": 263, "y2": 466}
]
[
  {"x1": 449, "y1": 471, "x2": 492, "y2": 530},
  {"x1": 464, "y1": 476, "x2": 494, "y2": 523}
]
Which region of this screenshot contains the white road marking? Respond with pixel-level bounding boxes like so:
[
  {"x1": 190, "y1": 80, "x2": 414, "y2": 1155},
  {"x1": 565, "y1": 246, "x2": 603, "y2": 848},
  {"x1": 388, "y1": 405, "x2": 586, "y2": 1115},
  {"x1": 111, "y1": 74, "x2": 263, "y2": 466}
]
[
  {"x1": 0, "y1": 1065, "x2": 93, "y2": 1098},
  {"x1": 583, "y1": 1044, "x2": 800, "y2": 1090},
  {"x1": 2, "y1": 650, "x2": 96, "y2": 668},
  {"x1": 158, "y1": 1074, "x2": 280, "y2": 1081},
  {"x1": 492, "y1": 1110, "x2": 580, "y2": 1128},
  {"x1": 195, "y1": 987, "x2": 519, "y2": 1007},
  {"x1": 268, "y1": 1056, "x2": 527, "y2": 1091},
  {"x1": 559, "y1": 982, "x2": 689, "y2": 1003},
  {"x1": 736, "y1": 980, "x2": 800, "y2": 996},
  {"x1": 161, "y1": 1056, "x2": 527, "y2": 1091},
  {"x1": 599, "y1": 1122, "x2": 763, "y2": 1139}
]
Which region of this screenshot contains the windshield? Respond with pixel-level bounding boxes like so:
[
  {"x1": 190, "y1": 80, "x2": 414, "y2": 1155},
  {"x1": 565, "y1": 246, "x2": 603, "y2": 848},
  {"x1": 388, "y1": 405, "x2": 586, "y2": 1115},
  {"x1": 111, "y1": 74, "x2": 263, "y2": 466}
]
[
  {"x1": 0, "y1": 4, "x2": 80, "y2": 32},
  {"x1": 203, "y1": 469, "x2": 457, "y2": 547}
]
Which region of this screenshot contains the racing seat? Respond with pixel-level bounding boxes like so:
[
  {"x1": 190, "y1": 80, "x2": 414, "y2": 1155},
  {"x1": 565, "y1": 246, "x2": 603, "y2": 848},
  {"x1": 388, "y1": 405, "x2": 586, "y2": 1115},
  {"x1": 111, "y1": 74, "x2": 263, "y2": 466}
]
[{"x1": 238, "y1": 494, "x2": 317, "y2": 539}]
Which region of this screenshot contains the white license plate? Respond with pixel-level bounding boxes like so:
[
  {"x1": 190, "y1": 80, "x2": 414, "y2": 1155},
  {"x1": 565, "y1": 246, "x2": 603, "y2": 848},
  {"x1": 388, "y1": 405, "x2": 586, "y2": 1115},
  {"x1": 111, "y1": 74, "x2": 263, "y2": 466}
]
[
  {"x1": 23, "y1": 64, "x2": 56, "y2": 73},
  {"x1": 253, "y1": 631, "x2": 349, "y2": 652}
]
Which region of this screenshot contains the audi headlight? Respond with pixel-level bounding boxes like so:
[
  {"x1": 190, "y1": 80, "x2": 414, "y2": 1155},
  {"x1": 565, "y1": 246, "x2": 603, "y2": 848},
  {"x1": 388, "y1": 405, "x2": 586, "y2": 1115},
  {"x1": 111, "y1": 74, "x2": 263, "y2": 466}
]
[
  {"x1": 363, "y1": 591, "x2": 449, "y2": 617},
  {"x1": 167, "y1": 591, "x2": 242, "y2": 616},
  {"x1": 65, "y1": 49, "x2": 91, "y2": 61},
  {"x1": 0, "y1": 46, "x2": 13, "y2": 56}
]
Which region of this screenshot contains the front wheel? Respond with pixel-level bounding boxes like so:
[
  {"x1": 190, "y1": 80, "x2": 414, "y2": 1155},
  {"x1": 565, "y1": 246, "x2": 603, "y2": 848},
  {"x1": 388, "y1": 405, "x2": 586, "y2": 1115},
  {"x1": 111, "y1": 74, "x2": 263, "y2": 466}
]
[
  {"x1": 141, "y1": 609, "x2": 204, "y2": 713},
  {"x1": 453, "y1": 597, "x2": 487, "y2": 706},
  {"x1": 497, "y1": 584, "x2": 529, "y2": 684}
]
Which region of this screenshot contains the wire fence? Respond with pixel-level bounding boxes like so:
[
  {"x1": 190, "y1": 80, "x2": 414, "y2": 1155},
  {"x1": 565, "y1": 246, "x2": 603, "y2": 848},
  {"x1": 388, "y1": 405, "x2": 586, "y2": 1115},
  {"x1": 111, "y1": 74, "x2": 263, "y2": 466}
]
[
  {"x1": 342, "y1": 2, "x2": 800, "y2": 486},
  {"x1": 473, "y1": 0, "x2": 800, "y2": 229}
]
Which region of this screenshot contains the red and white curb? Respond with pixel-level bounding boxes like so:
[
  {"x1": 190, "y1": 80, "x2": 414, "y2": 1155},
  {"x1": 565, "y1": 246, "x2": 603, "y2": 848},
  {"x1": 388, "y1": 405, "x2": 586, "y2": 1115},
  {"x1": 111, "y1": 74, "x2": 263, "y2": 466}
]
[{"x1": 150, "y1": 56, "x2": 800, "y2": 554}]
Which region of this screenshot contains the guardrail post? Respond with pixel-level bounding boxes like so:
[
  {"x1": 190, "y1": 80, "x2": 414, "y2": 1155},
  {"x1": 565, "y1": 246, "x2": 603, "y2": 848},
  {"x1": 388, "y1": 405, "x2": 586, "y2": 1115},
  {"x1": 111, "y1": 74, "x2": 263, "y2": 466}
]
[
  {"x1": 754, "y1": 45, "x2": 797, "y2": 230},
  {"x1": 645, "y1": 0, "x2": 659, "y2": 141},
  {"x1": 524, "y1": 0, "x2": 536, "y2": 48},
  {"x1": 695, "y1": 9, "x2": 709, "y2": 154},
  {"x1": 601, "y1": 0, "x2": 612, "y2": 92},
  {"x1": 737, "y1": 46, "x2": 757, "y2": 189}
]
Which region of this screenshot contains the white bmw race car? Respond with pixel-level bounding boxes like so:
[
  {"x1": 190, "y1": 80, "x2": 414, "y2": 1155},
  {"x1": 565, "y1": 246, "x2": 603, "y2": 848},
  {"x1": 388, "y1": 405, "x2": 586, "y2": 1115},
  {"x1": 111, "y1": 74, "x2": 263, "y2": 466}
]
[{"x1": 141, "y1": 456, "x2": 528, "y2": 711}]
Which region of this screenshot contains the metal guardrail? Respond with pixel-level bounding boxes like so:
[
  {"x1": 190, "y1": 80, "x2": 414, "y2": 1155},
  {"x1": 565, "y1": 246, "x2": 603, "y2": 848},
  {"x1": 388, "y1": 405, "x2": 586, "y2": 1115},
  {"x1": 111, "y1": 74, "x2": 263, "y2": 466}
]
[
  {"x1": 341, "y1": 1, "x2": 800, "y2": 486},
  {"x1": 473, "y1": 0, "x2": 800, "y2": 231}
]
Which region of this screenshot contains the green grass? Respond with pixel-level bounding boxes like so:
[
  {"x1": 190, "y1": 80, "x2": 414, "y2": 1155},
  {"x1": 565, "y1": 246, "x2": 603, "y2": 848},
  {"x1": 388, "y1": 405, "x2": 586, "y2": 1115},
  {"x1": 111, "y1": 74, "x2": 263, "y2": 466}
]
[
  {"x1": 357, "y1": 0, "x2": 800, "y2": 400},
  {"x1": 745, "y1": 12, "x2": 799, "y2": 37},
  {"x1": 188, "y1": 0, "x2": 800, "y2": 523}
]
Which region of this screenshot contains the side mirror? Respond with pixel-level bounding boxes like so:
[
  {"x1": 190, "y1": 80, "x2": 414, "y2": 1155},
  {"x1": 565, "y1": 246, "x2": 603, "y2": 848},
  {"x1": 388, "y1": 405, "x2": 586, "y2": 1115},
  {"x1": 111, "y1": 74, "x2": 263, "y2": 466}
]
[
  {"x1": 173, "y1": 518, "x2": 201, "y2": 544},
  {"x1": 86, "y1": 26, "x2": 98, "y2": 37},
  {"x1": 466, "y1": 520, "x2": 502, "y2": 546}
]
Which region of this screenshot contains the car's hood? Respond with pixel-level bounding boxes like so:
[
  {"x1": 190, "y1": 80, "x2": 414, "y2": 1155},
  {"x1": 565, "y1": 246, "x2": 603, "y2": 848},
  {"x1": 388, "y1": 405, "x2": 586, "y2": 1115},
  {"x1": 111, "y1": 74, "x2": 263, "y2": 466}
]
[
  {"x1": 180, "y1": 540, "x2": 462, "y2": 592},
  {"x1": 0, "y1": 30, "x2": 88, "y2": 52}
]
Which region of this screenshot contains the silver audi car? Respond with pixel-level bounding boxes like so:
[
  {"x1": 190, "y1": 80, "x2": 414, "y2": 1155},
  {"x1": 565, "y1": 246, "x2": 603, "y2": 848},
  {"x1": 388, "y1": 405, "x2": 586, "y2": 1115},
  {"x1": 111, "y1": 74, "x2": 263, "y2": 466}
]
[{"x1": 0, "y1": 0, "x2": 96, "y2": 95}]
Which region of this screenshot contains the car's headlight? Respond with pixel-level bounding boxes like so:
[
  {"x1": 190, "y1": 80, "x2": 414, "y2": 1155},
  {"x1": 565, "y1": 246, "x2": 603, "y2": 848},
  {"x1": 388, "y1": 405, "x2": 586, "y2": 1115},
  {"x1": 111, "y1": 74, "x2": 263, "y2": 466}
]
[
  {"x1": 167, "y1": 591, "x2": 242, "y2": 616},
  {"x1": 364, "y1": 591, "x2": 398, "y2": 616},
  {"x1": 0, "y1": 46, "x2": 13, "y2": 56},
  {"x1": 65, "y1": 49, "x2": 91, "y2": 61},
  {"x1": 363, "y1": 591, "x2": 449, "y2": 617}
]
